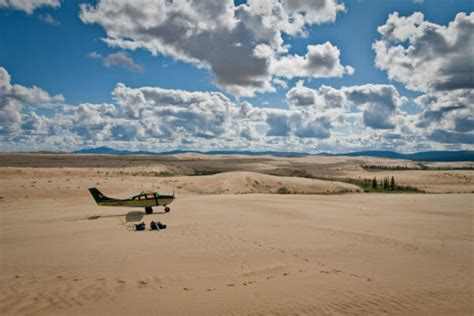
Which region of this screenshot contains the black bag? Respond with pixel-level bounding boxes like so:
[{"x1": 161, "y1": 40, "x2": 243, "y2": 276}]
[
  {"x1": 150, "y1": 221, "x2": 159, "y2": 230},
  {"x1": 157, "y1": 222, "x2": 167, "y2": 229},
  {"x1": 135, "y1": 222, "x2": 146, "y2": 231}
]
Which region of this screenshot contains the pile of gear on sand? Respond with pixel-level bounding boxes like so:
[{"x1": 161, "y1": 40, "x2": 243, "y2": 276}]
[{"x1": 135, "y1": 221, "x2": 167, "y2": 231}]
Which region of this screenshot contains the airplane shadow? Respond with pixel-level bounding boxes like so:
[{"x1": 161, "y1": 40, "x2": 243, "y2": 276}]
[
  {"x1": 87, "y1": 210, "x2": 167, "y2": 222},
  {"x1": 126, "y1": 211, "x2": 144, "y2": 222}
]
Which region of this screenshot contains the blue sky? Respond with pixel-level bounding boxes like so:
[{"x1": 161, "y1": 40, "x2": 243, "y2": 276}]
[{"x1": 0, "y1": 0, "x2": 473, "y2": 152}]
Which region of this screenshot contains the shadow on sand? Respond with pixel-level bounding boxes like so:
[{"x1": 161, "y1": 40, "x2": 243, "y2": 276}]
[
  {"x1": 87, "y1": 210, "x2": 166, "y2": 222},
  {"x1": 126, "y1": 211, "x2": 145, "y2": 222}
]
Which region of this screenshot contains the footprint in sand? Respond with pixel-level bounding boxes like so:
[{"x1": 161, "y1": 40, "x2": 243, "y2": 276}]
[
  {"x1": 206, "y1": 288, "x2": 216, "y2": 292},
  {"x1": 183, "y1": 287, "x2": 191, "y2": 291},
  {"x1": 320, "y1": 269, "x2": 343, "y2": 275},
  {"x1": 137, "y1": 280, "x2": 149, "y2": 288},
  {"x1": 227, "y1": 283, "x2": 235, "y2": 287},
  {"x1": 282, "y1": 273, "x2": 290, "y2": 276},
  {"x1": 115, "y1": 279, "x2": 127, "y2": 289},
  {"x1": 349, "y1": 273, "x2": 373, "y2": 282}
]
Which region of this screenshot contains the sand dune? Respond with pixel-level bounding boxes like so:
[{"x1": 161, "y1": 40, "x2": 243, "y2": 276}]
[
  {"x1": 172, "y1": 171, "x2": 360, "y2": 194},
  {"x1": 0, "y1": 155, "x2": 473, "y2": 315}
]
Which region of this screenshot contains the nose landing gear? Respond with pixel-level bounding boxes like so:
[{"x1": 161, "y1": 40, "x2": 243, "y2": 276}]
[{"x1": 164, "y1": 206, "x2": 170, "y2": 213}]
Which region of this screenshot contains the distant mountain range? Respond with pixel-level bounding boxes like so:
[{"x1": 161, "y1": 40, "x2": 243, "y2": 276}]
[
  {"x1": 72, "y1": 146, "x2": 159, "y2": 156},
  {"x1": 70, "y1": 146, "x2": 474, "y2": 162},
  {"x1": 71, "y1": 146, "x2": 307, "y2": 157},
  {"x1": 323, "y1": 150, "x2": 474, "y2": 162}
]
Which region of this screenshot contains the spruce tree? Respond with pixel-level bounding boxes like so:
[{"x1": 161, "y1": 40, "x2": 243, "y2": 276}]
[
  {"x1": 372, "y1": 177, "x2": 377, "y2": 189},
  {"x1": 390, "y1": 176, "x2": 395, "y2": 190}
]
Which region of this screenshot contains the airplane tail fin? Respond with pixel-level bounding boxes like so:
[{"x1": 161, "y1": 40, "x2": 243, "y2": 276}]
[{"x1": 88, "y1": 187, "x2": 110, "y2": 204}]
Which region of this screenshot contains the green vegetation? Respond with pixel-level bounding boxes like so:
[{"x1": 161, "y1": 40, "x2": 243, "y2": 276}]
[
  {"x1": 362, "y1": 164, "x2": 418, "y2": 171},
  {"x1": 192, "y1": 169, "x2": 222, "y2": 176},
  {"x1": 273, "y1": 187, "x2": 355, "y2": 195},
  {"x1": 276, "y1": 186, "x2": 291, "y2": 194},
  {"x1": 154, "y1": 171, "x2": 175, "y2": 177},
  {"x1": 273, "y1": 168, "x2": 424, "y2": 193},
  {"x1": 344, "y1": 176, "x2": 423, "y2": 193},
  {"x1": 110, "y1": 170, "x2": 176, "y2": 177},
  {"x1": 361, "y1": 164, "x2": 474, "y2": 171}
]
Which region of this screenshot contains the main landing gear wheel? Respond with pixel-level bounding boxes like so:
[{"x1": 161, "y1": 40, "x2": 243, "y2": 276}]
[
  {"x1": 164, "y1": 207, "x2": 170, "y2": 213},
  {"x1": 145, "y1": 207, "x2": 153, "y2": 215}
]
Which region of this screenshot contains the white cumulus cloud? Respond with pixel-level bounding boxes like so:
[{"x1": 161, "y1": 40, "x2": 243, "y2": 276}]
[
  {"x1": 79, "y1": 0, "x2": 351, "y2": 97},
  {"x1": 373, "y1": 11, "x2": 474, "y2": 93},
  {"x1": 272, "y1": 42, "x2": 354, "y2": 79},
  {"x1": 0, "y1": 67, "x2": 64, "y2": 135},
  {"x1": 0, "y1": 0, "x2": 60, "y2": 14},
  {"x1": 286, "y1": 82, "x2": 404, "y2": 130},
  {"x1": 373, "y1": 12, "x2": 474, "y2": 144}
]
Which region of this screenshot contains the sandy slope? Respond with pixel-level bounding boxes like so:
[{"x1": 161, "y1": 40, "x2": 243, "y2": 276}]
[
  {"x1": 172, "y1": 171, "x2": 359, "y2": 194},
  {"x1": 1, "y1": 169, "x2": 473, "y2": 315}
]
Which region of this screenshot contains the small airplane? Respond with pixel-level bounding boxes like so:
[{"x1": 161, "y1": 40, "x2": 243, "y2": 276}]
[{"x1": 89, "y1": 187, "x2": 175, "y2": 214}]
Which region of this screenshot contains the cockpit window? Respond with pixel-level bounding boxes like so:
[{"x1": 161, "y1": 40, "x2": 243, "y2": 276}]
[
  {"x1": 146, "y1": 194, "x2": 155, "y2": 199},
  {"x1": 139, "y1": 195, "x2": 146, "y2": 200}
]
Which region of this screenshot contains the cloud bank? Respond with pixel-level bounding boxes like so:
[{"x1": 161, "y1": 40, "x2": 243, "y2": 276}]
[
  {"x1": 373, "y1": 11, "x2": 474, "y2": 145},
  {"x1": 2, "y1": 65, "x2": 471, "y2": 153},
  {"x1": 79, "y1": 0, "x2": 352, "y2": 97},
  {"x1": 0, "y1": 67, "x2": 64, "y2": 135},
  {"x1": 373, "y1": 12, "x2": 473, "y2": 93}
]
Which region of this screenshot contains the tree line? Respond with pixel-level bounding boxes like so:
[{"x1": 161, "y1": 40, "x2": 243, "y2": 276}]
[{"x1": 372, "y1": 176, "x2": 396, "y2": 191}]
